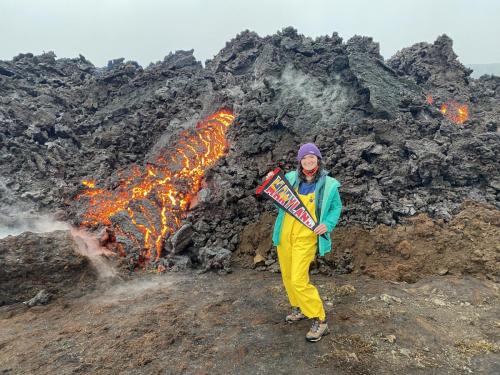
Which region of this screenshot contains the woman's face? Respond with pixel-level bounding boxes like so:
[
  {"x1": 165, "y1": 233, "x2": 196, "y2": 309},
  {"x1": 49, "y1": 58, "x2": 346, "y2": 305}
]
[{"x1": 300, "y1": 154, "x2": 318, "y2": 171}]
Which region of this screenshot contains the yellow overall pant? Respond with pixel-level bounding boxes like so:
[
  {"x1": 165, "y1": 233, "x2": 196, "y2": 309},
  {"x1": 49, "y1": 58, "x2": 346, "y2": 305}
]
[{"x1": 277, "y1": 191, "x2": 326, "y2": 320}]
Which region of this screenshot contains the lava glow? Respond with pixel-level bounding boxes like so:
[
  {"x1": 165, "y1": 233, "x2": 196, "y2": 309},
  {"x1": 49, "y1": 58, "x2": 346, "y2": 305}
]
[
  {"x1": 425, "y1": 94, "x2": 469, "y2": 125},
  {"x1": 439, "y1": 101, "x2": 469, "y2": 124},
  {"x1": 81, "y1": 180, "x2": 96, "y2": 188},
  {"x1": 78, "y1": 108, "x2": 235, "y2": 261}
]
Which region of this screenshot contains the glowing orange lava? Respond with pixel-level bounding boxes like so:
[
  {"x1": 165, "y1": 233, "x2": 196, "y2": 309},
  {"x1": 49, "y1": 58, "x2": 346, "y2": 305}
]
[
  {"x1": 440, "y1": 103, "x2": 448, "y2": 115},
  {"x1": 440, "y1": 101, "x2": 469, "y2": 124},
  {"x1": 81, "y1": 180, "x2": 96, "y2": 188},
  {"x1": 78, "y1": 108, "x2": 235, "y2": 261},
  {"x1": 424, "y1": 94, "x2": 469, "y2": 125}
]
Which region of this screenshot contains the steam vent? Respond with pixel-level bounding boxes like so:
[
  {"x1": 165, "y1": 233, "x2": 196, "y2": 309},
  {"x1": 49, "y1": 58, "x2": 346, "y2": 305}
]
[{"x1": 0, "y1": 29, "x2": 498, "y2": 275}]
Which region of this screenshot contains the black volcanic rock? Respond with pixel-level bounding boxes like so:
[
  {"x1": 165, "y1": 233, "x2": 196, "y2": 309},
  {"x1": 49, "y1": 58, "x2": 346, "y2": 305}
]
[
  {"x1": 0, "y1": 29, "x2": 498, "y2": 269},
  {"x1": 0, "y1": 231, "x2": 96, "y2": 305}
]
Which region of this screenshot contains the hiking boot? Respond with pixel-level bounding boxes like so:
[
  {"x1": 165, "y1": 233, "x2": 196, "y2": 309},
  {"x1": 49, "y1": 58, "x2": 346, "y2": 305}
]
[
  {"x1": 285, "y1": 307, "x2": 306, "y2": 323},
  {"x1": 306, "y1": 318, "x2": 329, "y2": 342}
]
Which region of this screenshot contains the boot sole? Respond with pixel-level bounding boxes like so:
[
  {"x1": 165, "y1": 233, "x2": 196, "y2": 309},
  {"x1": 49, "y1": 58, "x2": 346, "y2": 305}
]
[
  {"x1": 285, "y1": 316, "x2": 306, "y2": 324},
  {"x1": 306, "y1": 328, "x2": 330, "y2": 342}
]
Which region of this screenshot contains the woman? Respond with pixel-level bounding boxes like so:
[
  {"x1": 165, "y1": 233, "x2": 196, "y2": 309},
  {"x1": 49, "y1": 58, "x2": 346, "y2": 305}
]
[{"x1": 269, "y1": 143, "x2": 342, "y2": 342}]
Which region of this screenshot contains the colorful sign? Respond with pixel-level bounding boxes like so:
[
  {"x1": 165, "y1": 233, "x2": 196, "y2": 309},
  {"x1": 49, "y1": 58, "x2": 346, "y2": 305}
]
[{"x1": 256, "y1": 168, "x2": 320, "y2": 232}]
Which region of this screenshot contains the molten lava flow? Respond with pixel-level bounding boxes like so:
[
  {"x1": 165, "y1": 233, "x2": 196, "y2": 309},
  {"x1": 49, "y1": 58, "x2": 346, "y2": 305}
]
[
  {"x1": 79, "y1": 108, "x2": 235, "y2": 262},
  {"x1": 424, "y1": 94, "x2": 469, "y2": 125},
  {"x1": 440, "y1": 101, "x2": 469, "y2": 124}
]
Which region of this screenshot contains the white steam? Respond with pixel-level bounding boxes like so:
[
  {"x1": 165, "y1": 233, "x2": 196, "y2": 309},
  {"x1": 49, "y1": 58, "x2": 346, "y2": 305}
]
[
  {"x1": 267, "y1": 64, "x2": 354, "y2": 126},
  {"x1": 90, "y1": 276, "x2": 184, "y2": 306},
  {"x1": 0, "y1": 213, "x2": 70, "y2": 238},
  {"x1": 70, "y1": 227, "x2": 118, "y2": 279},
  {"x1": 0, "y1": 210, "x2": 117, "y2": 279}
]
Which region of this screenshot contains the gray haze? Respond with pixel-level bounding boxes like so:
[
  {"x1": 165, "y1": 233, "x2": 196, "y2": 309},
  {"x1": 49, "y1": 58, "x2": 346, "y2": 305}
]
[
  {"x1": 1, "y1": 0, "x2": 499, "y2": 68},
  {"x1": 468, "y1": 63, "x2": 500, "y2": 78}
]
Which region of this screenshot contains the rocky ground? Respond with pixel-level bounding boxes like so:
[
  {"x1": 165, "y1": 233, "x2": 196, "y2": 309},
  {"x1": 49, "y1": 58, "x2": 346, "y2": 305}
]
[
  {"x1": 0, "y1": 230, "x2": 98, "y2": 306},
  {"x1": 1, "y1": 268, "x2": 498, "y2": 375}
]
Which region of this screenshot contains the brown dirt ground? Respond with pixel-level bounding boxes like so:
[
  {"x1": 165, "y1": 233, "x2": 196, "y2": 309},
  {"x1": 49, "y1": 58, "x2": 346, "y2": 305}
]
[
  {"x1": 236, "y1": 201, "x2": 500, "y2": 283},
  {"x1": 1, "y1": 268, "x2": 498, "y2": 374}
]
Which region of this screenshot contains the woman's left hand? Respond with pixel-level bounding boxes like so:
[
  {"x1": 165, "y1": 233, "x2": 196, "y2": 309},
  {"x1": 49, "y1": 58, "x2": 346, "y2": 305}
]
[{"x1": 314, "y1": 224, "x2": 328, "y2": 235}]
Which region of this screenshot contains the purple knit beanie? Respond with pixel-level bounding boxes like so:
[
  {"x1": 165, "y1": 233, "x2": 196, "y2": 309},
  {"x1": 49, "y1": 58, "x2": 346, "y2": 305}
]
[{"x1": 297, "y1": 143, "x2": 322, "y2": 161}]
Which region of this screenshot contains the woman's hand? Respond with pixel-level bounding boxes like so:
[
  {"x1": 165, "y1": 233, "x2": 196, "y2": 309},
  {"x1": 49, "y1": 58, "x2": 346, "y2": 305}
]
[{"x1": 314, "y1": 224, "x2": 328, "y2": 235}]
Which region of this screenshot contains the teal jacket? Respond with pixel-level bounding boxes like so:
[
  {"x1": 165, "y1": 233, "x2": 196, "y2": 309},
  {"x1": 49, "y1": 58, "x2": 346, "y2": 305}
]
[{"x1": 272, "y1": 170, "x2": 342, "y2": 256}]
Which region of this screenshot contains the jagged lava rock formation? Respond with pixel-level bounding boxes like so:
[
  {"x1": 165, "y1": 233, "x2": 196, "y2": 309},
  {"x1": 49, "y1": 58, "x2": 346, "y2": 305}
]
[{"x1": 0, "y1": 28, "x2": 498, "y2": 272}]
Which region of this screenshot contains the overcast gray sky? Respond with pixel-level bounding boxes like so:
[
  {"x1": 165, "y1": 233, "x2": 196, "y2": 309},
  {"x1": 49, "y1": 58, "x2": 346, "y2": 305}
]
[{"x1": 1, "y1": 0, "x2": 498, "y2": 67}]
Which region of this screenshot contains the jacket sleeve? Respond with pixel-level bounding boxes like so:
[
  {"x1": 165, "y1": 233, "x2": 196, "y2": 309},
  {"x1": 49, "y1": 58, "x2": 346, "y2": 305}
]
[{"x1": 321, "y1": 188, "x2": 342, "y2": 232}]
